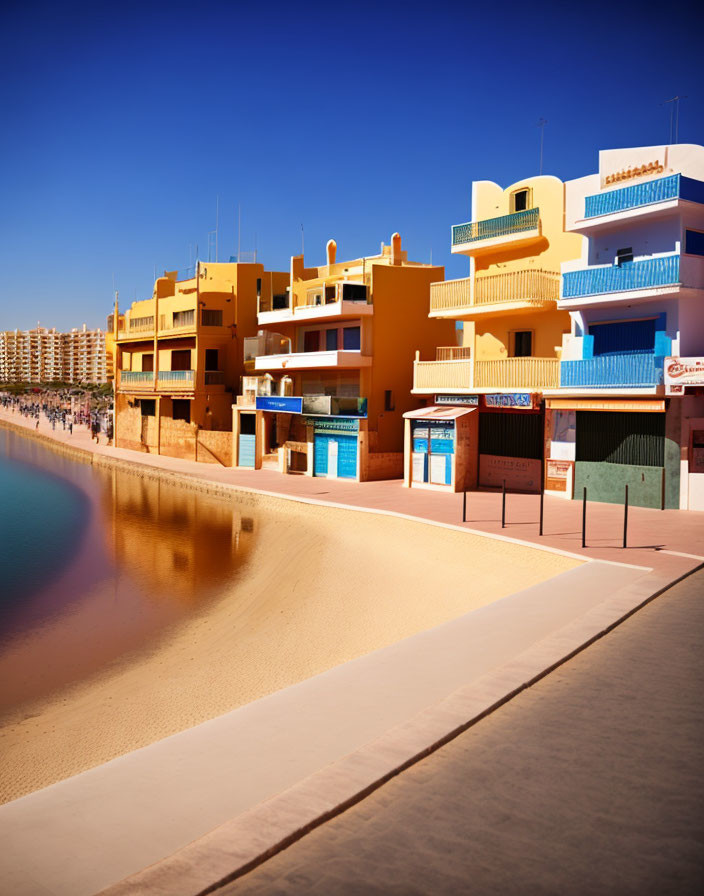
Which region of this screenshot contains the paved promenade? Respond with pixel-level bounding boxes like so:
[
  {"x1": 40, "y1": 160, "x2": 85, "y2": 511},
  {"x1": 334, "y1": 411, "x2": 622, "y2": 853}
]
[
  {"x1": 1, "y1": 407, "x2": 702, "y2": 895},
  {"x1": 221, "y1": 569, "x2": 704, "y2": 896}
]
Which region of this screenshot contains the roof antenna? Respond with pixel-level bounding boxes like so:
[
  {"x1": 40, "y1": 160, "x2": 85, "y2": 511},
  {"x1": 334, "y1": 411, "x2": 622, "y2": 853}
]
[
  {"x1": 661, "y1": 96, "x2": 687, "y2": 144},
  {"x1": 538, "y1": 118, "x2": 547, "y2": 175}
]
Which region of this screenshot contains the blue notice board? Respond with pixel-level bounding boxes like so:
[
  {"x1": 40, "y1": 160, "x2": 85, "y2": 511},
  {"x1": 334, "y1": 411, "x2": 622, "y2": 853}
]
[{"x1": 256, "y1": 396, "x2": 303, "y2": 413}]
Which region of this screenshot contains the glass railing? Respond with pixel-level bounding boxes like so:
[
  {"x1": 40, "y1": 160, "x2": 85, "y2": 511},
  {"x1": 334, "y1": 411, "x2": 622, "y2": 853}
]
[
  {"x1": 452, "y1": 207, "x2": 539, "y2": 246},
  {"x1": 120, "y1": 371, "x2": 154, "y2": 384},
  {"x1": 584, "y1": 174, "x2": 704, "y2": 218},
  {"x1": 159, "y1": 370, "x2": 194, "y2": 383},
  {"x1": 560, "y1": 352, "x2": 663, "y2": 388},
  {"x1": 177, "y1": 266, "x2": 197, "y2": 281},
  {"x1": 562, "y1": 254, "x2": 680, "y2": 299}
]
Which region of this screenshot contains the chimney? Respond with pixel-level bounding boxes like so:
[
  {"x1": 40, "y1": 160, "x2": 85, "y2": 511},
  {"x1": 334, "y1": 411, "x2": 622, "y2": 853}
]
[
  {"x1": 326, "y1": 239, "x2": 337, "y2": 266},
  {"x1": 391, "y1": 232, "x2": 402, "y2": 265}
]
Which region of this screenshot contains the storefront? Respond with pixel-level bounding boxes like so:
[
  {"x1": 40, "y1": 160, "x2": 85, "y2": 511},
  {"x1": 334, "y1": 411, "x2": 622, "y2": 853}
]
[
  {"x1": 477, "y1": 394, "x2": 543, "y2": 493},
  {"x1": 403, "y1": 405, "x2": 478, "y2": 492},
  {"x1": 311, "y1": 416, "x2": 360, "y2": 479},
  {"x1": 544, "y1": 398, "x2": 674, "y2": 509},
  {"x1": 665, "y1": 356, "x2": 704, "y2": 511}
]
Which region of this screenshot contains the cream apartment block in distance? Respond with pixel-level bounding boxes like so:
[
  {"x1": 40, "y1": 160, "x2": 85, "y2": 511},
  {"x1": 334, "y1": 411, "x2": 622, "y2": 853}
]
[{"x1": 0, "y1": 325, "x2": 109, "y2": 385}]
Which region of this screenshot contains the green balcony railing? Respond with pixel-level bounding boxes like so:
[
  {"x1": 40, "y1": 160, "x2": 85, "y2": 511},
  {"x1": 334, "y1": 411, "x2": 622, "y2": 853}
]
[{"x1": 452, "y1": 207, "x2": 539, "y2": 246}]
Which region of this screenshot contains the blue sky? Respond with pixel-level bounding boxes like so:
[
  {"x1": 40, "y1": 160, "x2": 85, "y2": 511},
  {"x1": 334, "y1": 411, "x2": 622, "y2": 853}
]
[{"x1": 0, "y1": 0, "x2": 701, "y2": 331}]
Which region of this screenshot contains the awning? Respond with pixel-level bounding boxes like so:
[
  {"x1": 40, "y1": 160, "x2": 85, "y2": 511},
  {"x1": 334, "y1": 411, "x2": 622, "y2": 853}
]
[
  {"x1": 545, "y1": 398, "x2": 665, "y2": 413},
  {"x1": 403, "y1": 405, "x2": 477, "y2": 421}
]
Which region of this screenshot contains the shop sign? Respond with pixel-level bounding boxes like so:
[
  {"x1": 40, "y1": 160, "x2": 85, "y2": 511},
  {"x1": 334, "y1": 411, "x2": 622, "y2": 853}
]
[
  {"x1": 664, "y1": 357, "x2": 704, "y2": 394},
  {"x1": 255, "y1": 396, "x2": 303, "y2": 414},
  {"x1": 435, "y1": 394, "x2": 479, "y2": 406},
  {"x1": 484, "y1": 393, "x2": 535, "y2": 409},
  {"x1": 305, "y1": 416, "x2": 359, "y2": 433},
  {"x1": 546, "y1": 459, "x2": 573, "y2": 493}
]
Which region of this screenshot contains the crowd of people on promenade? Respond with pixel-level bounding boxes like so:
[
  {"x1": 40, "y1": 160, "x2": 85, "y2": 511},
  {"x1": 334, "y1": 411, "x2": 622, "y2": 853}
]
[{"x1": 0, "y1": 390, "x2": 113, "y2": 443}]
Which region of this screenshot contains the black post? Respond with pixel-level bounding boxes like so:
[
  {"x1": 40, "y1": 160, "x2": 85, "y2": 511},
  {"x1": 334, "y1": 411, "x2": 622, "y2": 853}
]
[
  {"x1": 462, "y1": 490, "x2": 467, "y2": 523},
  {"x1": 539, "y1": 488, "x2": 544, "y2": 536},
  {"x1": 582, "y1": 486, "x2": 587, "y2": 549},
  {"x1": 502, "y1": 479, "x2": 506, "y2": 528},
  {"x1": 623, "y1": 484, "x2": 629, "y2": 549}
]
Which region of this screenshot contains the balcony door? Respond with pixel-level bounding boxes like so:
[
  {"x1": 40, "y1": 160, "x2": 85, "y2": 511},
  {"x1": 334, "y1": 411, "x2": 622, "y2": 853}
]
[
  {"x1": 171, "y1": 349, "x2": 191, "y2": 371},
  {"x1": 590, "y1": 319, "x2": 655, "y2": 355}
]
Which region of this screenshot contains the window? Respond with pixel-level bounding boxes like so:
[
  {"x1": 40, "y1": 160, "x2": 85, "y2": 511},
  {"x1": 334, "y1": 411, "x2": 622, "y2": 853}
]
[
  {"x1": 256, "y1": 278, "x2": 262, "y2": 295},
  {"x1": 342, "y1": 283, "x2": 368, "y2": 302},
  {"x1": 172, "y1": 399, "x2": 191, "y2": 423},
  {"x1": 384, "y1": 390, "x2": 395, "y2": 411},
  {"x1": 201, "y1": 309, "x2": 223, "y2": 326},
  {"x1": 140, "y1": 399, "x2": 156, "y2": 417},
  {"x1": 173, "y1": 309, "x2": 195, "y2": 327},
  {"x1": 511, "y1": 189, "x2": 530, "y2": 213},
  {"x1": 171, "y1": 349, "x2": 191, "y2": 371},
  {"x1": 615, "y1": 247, "x2": 634, "y2": 266},
  {"x1": 512, "y1": 331, "x2": 533, "y2": 357},
  {"x1": 685, "y1": 229, "x2": 704, "y2": 257},
  {"x1": 590, "y1": 319, "x2": 655, "y2": 355},
  {"x1": 272, "y1": 293, "x2": 288, "y2": 309},
  {"x1": 326, "y1": 329, "x2": 338, "y2": 351},
  {"x1": 205, "y1": 349, "x2": 219, "y2": 370},
  {"x1": 240, "y1": 413, "x2": 256, "y2": 435},
  {"x1": 303, "y1": 330, "x2": 320, "y2": 352},
  {"x1": 343, "y1": 326, "x2": 361, "y2": 351},
  {"x1": 141, "y1": 353, "x2": 154, "y2": 372}
]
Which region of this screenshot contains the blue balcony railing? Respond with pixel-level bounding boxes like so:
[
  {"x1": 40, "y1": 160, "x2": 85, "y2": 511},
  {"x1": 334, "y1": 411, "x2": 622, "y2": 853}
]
[
  {"x1": 562, "y1": 254, "x2": 680, "y2": 299},
  {"x1": 584, "y1": 174, "x2": 704, "y2": 218},
  {"x1": 560, "y1": 352, "x2": 663, "y2": 388},
  {"x1": 452, "y1": 207, "x2": 539, "y2": 246}
]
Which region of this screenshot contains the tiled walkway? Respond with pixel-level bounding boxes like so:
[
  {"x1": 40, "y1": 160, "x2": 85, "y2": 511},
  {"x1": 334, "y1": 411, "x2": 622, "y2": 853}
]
[{"x1": 220, "y1": 569, "x2": 704, "y2": 896}]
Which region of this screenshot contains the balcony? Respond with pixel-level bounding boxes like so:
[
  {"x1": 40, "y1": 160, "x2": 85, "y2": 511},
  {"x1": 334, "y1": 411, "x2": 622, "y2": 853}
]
[
  {"x1": 118, "y1": 369, "x2": 195, "y2": 393},
  {"x1": 412, "y1": 352, "x2": 559, "y2": 394},
  {"x1": 560, "y1": 352, "x2": 663, "y2": 389},
  {"x1": 258, "y1": 282, "x2": 372, "y2": 325},
  {"x1": 562, "y1": 254, "x2": 680, "y2": 302},
  {"x1": 580, "y1": 174, "x2": 704, "y2": 225},
  {"x1": 253, "y1": 350, "x2": 371, "y2": 372},
  {"x1": 429, "y1": 269, "x2": 559, "y2": 319},
  {"x1": 451, "y1": 208, "x2": 541, "y2": 256}
]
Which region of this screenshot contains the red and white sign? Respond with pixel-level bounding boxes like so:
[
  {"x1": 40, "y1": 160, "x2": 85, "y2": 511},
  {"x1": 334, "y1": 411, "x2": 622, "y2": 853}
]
[{"x1": 664, "y1": 357, "x2": 704, "y2": 394}]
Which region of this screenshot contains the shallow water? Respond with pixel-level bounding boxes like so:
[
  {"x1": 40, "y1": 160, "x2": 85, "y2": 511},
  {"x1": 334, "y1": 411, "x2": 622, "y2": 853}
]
[{"x1": 0, "y1": 427, "x2": 257, "y2": 712}]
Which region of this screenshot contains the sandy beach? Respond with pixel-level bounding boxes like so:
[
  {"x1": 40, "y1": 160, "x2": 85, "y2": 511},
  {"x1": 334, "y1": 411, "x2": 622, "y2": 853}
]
[{"x1": 0, "y1": 476, "x2": 579, "y2": 804}]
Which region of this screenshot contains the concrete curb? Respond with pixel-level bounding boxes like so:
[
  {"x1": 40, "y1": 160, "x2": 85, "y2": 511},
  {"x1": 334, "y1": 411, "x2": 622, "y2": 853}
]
[{"x1": 97, "y1": 560, "x2": 702, "y2": 896}]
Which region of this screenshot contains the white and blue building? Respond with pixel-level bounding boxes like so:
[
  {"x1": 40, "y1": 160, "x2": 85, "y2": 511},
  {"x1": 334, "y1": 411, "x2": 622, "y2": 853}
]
[{"x1": 544, "y1": 144, "x2": 704, "y2": 510}]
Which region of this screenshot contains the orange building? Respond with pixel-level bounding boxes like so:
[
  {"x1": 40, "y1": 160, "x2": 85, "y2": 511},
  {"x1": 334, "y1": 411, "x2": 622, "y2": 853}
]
[
  {"x1": 233, "y1": 234, "x2": 455, "y2": 480},
  {"x1": 114, "y1": 261, "x2": 287, "y2": 463}
]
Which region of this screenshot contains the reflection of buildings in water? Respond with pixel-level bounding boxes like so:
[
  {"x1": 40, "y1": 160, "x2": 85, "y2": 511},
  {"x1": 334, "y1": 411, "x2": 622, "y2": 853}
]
[{"x1": 97, "y1": 468, "x2": 256, "y2": 603}]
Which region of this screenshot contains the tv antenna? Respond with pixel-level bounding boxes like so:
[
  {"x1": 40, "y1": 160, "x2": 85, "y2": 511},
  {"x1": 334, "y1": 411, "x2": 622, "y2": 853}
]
[{"x1": 661, "y1": 96, "x2": 687, "y2": 144}]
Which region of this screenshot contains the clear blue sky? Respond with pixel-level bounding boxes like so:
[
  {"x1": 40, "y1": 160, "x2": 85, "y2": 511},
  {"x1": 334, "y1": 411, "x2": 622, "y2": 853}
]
[{"x1": 1, "y1": 0, "x2": 701, "y2": 331}]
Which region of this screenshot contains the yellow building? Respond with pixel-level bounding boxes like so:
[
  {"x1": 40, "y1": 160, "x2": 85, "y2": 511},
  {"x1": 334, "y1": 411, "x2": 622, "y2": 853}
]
[
  {"x1": 407, "y1": 175, "x2": 583, "y2": 491},
  {"x1": 233, "y1": 233, "x2": 455, "y2": 480},
  {"x1": 115, "y1": 260, "x2": 287, "y2": 463}
]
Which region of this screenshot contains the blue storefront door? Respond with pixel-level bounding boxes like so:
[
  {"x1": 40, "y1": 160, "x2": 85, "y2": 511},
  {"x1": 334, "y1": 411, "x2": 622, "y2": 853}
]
[
  {"x1": 238, "y1": 433, "x2": 256, "y2": 468},
  {"x1": 314, "y1": 433, "x2": 357, "y2": 478}
]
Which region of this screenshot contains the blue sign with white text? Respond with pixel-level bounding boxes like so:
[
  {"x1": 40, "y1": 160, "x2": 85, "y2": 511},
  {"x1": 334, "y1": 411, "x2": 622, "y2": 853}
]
[{"x1": 255, "y1": 396, "x2": 303, "y2": 414}]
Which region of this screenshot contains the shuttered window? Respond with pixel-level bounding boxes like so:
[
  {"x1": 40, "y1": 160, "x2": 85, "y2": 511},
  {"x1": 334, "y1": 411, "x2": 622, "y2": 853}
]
[
  {"x1": 479, "y1": 413, "x2": 543, "y2": 459},
  {"x1": 576, "y1": 411, "x2": 664, "y2": 466},
  {"x1": 590, "y1": 319, "x2": 655, "y2": 355}
]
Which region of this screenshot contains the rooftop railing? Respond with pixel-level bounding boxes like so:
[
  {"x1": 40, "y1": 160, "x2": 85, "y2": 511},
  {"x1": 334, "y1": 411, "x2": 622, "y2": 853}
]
[
  {"x1": 562, "y1": 254, "x2": 680, "y2": 299},
  {"x1": 584, "y1": 174, "x2": 704, "y2": 218},
  {"x1": 452, "y1": 207, "x2": 539, "y2": 246}
]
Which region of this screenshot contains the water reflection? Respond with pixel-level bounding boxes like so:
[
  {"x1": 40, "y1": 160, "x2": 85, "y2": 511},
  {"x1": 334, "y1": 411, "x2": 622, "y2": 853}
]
[
  {"x1": 97, "y1": 469, "x2": 256, "y2": 604},
  {"x1": 0, "y1": 426, "x2": 258, "y2": 712}
]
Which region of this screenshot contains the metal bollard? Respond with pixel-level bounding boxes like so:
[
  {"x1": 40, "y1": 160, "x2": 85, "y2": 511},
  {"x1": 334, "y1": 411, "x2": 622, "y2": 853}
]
[
  {"x1": 582, "y1": 486, "x2": 587, "y2": 549},
  {"x1": 462, "y1": 490, "x2": 467, "y2": 523},
  {"x1": 501, "y1": 480, "x2": 506, "y2": 528},
  {"x1": 539, "y1": 488, "x2": 544, "y2": 536},
  {"x1": 623, "y1": 484, "x2": 629, "y2": 549}
]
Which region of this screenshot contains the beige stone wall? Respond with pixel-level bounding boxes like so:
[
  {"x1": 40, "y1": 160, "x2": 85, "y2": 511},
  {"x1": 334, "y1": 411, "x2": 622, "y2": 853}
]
[
  {"x1": 197, "y1": 430, "x2": 232, "y2": 466},
  {"x1": 363, "y1": 451, "x2": 403, "y2": 482}
]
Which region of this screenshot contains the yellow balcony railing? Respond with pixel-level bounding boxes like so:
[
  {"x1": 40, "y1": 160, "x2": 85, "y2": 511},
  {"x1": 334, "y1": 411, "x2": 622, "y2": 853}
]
[
  {"x1": 473, "y1": 357, "x2": 559, "y2": 389},
  {"x1": 413, "y1": 359, "x2": 473, "y2": 392},
  {"x1": 429, "y1": 270, "x2": 559, "y2": 314},
  {"x1": 475, "y1": 269, "x2": 559, "y2": 305},
  {"x1": 435, "y1": 346, "x2": 472, "y2": 361}
]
